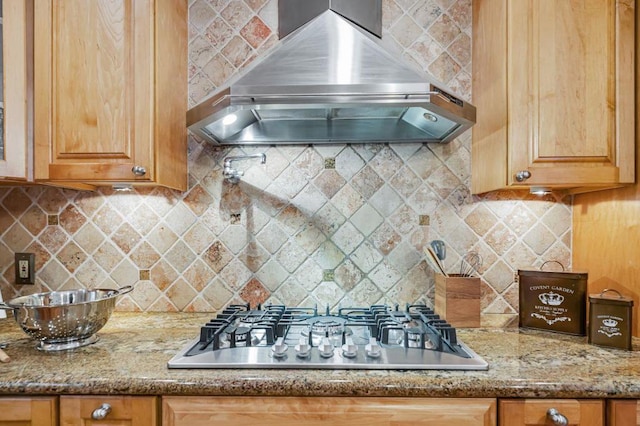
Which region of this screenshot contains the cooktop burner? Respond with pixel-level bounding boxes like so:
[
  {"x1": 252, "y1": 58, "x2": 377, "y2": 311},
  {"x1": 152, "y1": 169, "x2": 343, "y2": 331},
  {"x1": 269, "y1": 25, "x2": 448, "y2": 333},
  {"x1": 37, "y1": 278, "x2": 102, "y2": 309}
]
[{"x1": 168, "y1": 303, "x2": 488, "y2": 370}]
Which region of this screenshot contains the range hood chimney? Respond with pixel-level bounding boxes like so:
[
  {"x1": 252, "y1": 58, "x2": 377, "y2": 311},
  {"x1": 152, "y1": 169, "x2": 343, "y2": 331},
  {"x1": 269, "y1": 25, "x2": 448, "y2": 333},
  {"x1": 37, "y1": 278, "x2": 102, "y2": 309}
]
[{"x1": 187, "y1": 0, "x2": 476, "y2": 145}]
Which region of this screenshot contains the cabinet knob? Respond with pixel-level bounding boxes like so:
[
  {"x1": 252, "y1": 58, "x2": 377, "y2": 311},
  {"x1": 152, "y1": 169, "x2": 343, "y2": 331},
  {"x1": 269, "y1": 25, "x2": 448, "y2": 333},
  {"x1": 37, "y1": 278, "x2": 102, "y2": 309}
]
[
  {"x1": 515, "y1": 170, "x2": 531, "y2": 182},
  {"x1": 131, "y1": 166, "x2": 147, "y2": 176},
  {"x1": 91, "y1": 403, "x2": 112, "y2": 420},
  {"x1": 546, "y1": 408, "x2": 568, "y2": 426}
]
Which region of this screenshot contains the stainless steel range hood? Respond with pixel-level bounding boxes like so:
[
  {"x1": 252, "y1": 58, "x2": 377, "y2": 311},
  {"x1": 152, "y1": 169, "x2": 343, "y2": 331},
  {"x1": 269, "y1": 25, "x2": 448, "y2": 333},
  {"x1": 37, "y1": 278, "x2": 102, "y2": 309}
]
[{"x1": 187, "y1": 0, "x2": 476, "y2": 145}]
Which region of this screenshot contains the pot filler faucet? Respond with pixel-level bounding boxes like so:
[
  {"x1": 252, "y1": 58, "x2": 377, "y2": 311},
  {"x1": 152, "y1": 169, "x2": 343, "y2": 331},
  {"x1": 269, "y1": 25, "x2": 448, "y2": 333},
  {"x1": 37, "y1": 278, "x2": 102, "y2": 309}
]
[{"x1": 223, "y1": 153, "x2": 267, "y2": 184}]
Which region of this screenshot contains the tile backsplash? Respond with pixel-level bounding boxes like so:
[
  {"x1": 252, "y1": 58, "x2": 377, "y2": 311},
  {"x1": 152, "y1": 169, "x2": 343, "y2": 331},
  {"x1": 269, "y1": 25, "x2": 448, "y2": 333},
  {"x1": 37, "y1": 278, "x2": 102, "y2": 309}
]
[{"x1": 0, "y1": 0, "x2": 571, "y2": 326}]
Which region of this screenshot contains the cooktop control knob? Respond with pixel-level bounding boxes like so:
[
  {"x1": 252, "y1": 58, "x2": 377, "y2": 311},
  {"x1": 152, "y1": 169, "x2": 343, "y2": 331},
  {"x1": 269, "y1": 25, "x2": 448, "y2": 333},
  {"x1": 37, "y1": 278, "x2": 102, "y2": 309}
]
[
  {"x1": 365, "y1": 338, "x2": 382, "y2": 358},
  {"x1": 318, "y1": 337, "x2": 334, "y2": 358},
  {"x1": 341, "y1": 337, "x2": 358, "y2": 358},
  {"x1": 271, "y1": 337, "x2": 288, "y2": 358},
  {"x1": 294, "y1": 337, "x2": 311, "y2": 358}
]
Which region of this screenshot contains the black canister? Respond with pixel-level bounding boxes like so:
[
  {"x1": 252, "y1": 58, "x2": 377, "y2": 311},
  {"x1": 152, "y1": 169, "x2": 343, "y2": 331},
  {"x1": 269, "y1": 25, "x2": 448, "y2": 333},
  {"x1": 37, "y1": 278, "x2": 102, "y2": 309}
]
[{"x1": 588, "y1": 289, "x2": 634, "y2": 350}]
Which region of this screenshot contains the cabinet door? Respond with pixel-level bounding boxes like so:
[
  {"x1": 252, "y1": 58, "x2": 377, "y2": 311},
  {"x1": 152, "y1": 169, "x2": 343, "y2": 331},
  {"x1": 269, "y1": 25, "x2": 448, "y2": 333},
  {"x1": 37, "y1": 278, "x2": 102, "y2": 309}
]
[
  {"x1": 60, "y1": 395, "x2": 158, "y2": 426},
  {"x1": 499, "y1": 399, "x2": 604, "y2": 426},
  {"x1": 163, "y1": 396, "x2": 497, "y2": 426},
  {"x1": 34, "y1": 0, "x2": 154, "y2": 184},
  {"x1": 472, "y1": 0, "x2": 635, "y2": 194},
  {"x1": 0, "y1": 397, "x2": 57, "y2": 426},
  {"x1": 607, "y1": 400, "x2": 640, "y2": 426},
  {"x1": 0, "y1": 0, "x2": 32, "y2": 181}
]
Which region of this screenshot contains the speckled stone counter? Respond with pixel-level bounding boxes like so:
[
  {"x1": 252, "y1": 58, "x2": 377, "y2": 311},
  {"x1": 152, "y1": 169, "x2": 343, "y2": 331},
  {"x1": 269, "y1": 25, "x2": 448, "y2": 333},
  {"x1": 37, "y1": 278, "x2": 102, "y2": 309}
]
[{"x1": 1, "y1": 312, "x2": 639, "y2": 398}]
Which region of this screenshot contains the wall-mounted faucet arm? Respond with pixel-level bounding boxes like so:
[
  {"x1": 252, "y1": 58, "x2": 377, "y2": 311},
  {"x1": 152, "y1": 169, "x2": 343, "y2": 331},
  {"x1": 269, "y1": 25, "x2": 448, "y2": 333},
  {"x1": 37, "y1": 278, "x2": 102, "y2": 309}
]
[{"x1": 223, "y1": 153, "x2": 267, "y2": 183}]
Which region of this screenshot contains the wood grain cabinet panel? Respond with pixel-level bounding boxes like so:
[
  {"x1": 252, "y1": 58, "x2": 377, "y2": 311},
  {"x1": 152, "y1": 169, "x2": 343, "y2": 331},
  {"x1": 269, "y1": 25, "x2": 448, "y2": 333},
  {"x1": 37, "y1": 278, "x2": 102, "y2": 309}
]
[
  {"x1": 0, "y1": 0, "x2": 33, "y2": 182},
  {"x1": 472, "y1": 0, "x2": 635, "y2": 194},
  {"x1": 607, "y1": 400, "x2": 640, "y2": 426},
  {"x1": 60, "y1": 395, "x2": 158, "y2": 426},
  {"x1": 163, "y1": 396, "x2": 497, "y2": 426},
  {"x1": 500, "y1": 399, "x2": 604, "y2": 426},
  {"x1": 0, "y1": 397, "x2": 57, "y2": 426},
  {"x1": 33, "y1": 0, "x2": 187, "y2": 190}
]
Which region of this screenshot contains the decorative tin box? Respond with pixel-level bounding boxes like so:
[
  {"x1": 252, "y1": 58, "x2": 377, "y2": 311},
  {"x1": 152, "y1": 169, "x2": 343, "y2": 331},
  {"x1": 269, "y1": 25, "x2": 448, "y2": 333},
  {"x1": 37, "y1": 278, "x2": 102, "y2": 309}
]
[
  {"x1": 518, "y1": 265, "x2": 588, "y2": 335},
  {"x1": 589, "y1": 289, "x2": 634, "y2": 350}
]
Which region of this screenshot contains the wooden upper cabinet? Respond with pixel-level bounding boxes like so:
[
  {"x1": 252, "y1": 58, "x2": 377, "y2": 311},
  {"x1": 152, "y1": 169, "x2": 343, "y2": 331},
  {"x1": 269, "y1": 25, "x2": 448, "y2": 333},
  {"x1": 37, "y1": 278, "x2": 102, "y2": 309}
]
[
  {"x1": 472, "y1": 0, "x2": 635, "y2": 195},
  {"x1": 163, "y1": 396, "x2": 497, "y2": 426},
  {"x1": 0, "y1": 0, "x2": 33, "y2": 182},
  {"x1": 0, "y1": 397, "x2": 57, "y2": 426},
  {"x1": 500, "y1": 399, "x2": 604, "y2": 426},
  {"x1": 33, "y1": 0, "x2": 187, "y2": 191}
]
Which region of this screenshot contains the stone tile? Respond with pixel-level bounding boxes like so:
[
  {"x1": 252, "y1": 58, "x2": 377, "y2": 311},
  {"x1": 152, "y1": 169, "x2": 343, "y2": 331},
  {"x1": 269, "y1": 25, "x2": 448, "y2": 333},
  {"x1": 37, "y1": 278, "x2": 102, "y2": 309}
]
[
  {"x1": 221, "y1": 0, "x2": 252, "y2": 29},
  {"x1": 335, "y1": 147, "x2": 366, "y2": 181},
  {"x1": 221, "y1": 35, "x2": 253, "y2": 68},
  {"x1": 332, "y1": 222, "x2": 364, "y2": 255},
  {"x1": 334, "y1": 260, "x2": 363, "y2": 291},
  {"x1": 94, "y1": 241, "x2": 124, "y2": 272},
  {"x1": 204, "y1": 240, "x2": 234, "y2": 273},
  {"x1": 332, "y1": 184, "x2": 365, "y2": 218},
  {"x1": 309, "y1": 204, "x2": 344, "y2": 238},
  {"x1": 369, "y1": 146, "x2": 404, "y2": 181},
  {"x1": 129, "y1": 242, "x2": 161, "y2": 269},
  {"x1": 57, "y1": 241, "x2": 87, "y2": 273},
  {"x1": 464, "y1": 204, "x2": 497, "y2": 237},
  {"x1": 3, "y1": 188, "x2": 33, "y2": 218},
  {"x1": 369, "y1": 260, "x2": 403, "y2": 292},
  {"x1": 38, "y1": 226, "x2": 69, "y2": 255},
  {"x1": 219, "y1": 258, "x2": 252, "y2": 291},
  {"x1": 351, "y1": 165, "x2": 384, "y2": 199},
  {"x1": 166, "y1": 278, "x2": 198, "y2": 311},
  {"x1": 204, "y1": 16, "x2": 234, "y2": 47},
  {"x1": 275, "y1": 240, "x2": 307, "y2": 273},
  {"x1": 110, "y1": 258, "x2": 139, "y2": 288},
  {"x1": 36, "y1": 188, "x2": 68, "y2": 214},
  {"x1": 238, "y1": 240, "x2": 268, "y2": 272},
  {"x1": 183, "y1": 222, "x2": 215, "y2": 255},
  {"x1": 112, "y1": 223, "x2": 142, "y2": 254},
  {"x1": 351, "y1": 241, "x2": 383, "y2": 273},
  {"x1": 370, "y1": 184, "x2": 403, "y2": 217},
  {"x1": 183, "y1": 184, "x2": 214, "y2": 217},
  {"x1": 448, "y1": 32, "x2": 470, "y2": 67},
  {"x1": 255, "y1": 258, "x2": 289, "y2": 291},
  {"x1": 370, "y1": 222, "x2": 402, "y2": 255},
  {"x1": 240, "y1": 16, "x2": 272, "y2": 49},
  {"x1": 428, "y1": 51, "x2": 461, "y2": 84},
  {"x1": 21, "y1": 206, "x2": 47, "y2": 237},
  {"x1": 189, "y1": 0, "x2": 217, "y2": 32},
  {"x1": 389, "y1": 15, "x2": 422, "y2": 48},
  {"x1": 240, "y1": 278, "x2": 270, "y2": 307},
  {"x1": 428, "y1": 13, "x2": 461, "y2": 47},
  {"x1": 183, "y1": 259, "x2": 215, "y2": 292},
  {"x1": 201, "y1": 54, "x2": 235, "y2": 87},
  {"x1": 147, "y1": 222, "x2": 179, "y2": 255},
  {"x1": 448, "y1": 0, "x2": 471, "y2": 30},
  {"x1": 165, "y1": 240, "x2": 196, "y2": 272},
  {"x1": 38, "y1": 259, "x2": 71, "y2": 291},
  {"x1": 129, "y1": 280, "x2": 162, "y2": 311},
  {"x1": 389, "y1": 166, "x2": 421, "y2": 199},
  {"x1": 272, "y1": 277, "x2": 306, "y2": 306},
  {"x1": 409, "y1": 0, "x2": 442, "y2": 28},
  {"x1": 294, "y1": 222, "x2": 326, "y2": 255},
  {"x1": 311, "y1": 281, "x2": 345, "y2": 309},
  {"x1": 165, "y1": 203, "x2": 197, "y2": 236},
  {"x1": 314, "y1": 169, "x2": 346, "y2": 199},
  {"x1": 351, "y1": 203, "x2": 384, "y2": 237},
  {"x1": 293, "y1": 184, "x2": 328, "y2": 216},
  {"x1": 75, "y1": 259, "x2": 107, "y2": 289},
  {"x1": 202, "y1": 278, "x2": 234, "y2": 310}
]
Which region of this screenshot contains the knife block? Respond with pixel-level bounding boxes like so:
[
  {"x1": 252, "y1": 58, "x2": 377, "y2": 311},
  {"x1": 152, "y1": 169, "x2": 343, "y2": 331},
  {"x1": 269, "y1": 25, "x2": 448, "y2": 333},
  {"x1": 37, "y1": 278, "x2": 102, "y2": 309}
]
[{"x1": 435, "y1": 274, "x2": 481, "y2": 328}]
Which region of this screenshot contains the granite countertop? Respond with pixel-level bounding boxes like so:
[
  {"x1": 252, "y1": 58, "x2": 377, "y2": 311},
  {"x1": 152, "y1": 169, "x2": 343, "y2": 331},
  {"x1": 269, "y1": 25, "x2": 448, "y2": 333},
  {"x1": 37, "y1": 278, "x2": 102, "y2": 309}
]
[{"x1": 1, "y1": 312, "x2": 639, "y2": 398}]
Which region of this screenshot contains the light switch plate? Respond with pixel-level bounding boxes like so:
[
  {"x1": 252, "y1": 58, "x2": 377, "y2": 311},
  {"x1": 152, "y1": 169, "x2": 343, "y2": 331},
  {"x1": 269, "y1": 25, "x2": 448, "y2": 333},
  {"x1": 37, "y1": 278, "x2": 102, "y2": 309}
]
[{"x1": 15, "y1": 253, "x2": 35, "y2": 285}]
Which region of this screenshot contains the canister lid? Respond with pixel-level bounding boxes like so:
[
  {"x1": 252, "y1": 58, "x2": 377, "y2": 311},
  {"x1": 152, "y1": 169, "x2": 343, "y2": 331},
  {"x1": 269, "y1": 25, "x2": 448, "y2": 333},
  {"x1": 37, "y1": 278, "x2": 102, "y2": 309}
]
[
  {"x1": 518, "y1": 260, "x2": 588, "y2": 280},
  {"x1": 589, "y1": 289, "x2": 634, "y2": 306}
]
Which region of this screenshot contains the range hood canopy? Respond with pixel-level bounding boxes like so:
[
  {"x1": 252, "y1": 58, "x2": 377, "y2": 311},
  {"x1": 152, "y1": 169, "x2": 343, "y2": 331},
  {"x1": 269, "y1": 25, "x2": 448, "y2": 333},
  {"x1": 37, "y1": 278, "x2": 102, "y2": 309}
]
[{"x1": 187, "y1": 0, "x2": 476, "y2": 145}]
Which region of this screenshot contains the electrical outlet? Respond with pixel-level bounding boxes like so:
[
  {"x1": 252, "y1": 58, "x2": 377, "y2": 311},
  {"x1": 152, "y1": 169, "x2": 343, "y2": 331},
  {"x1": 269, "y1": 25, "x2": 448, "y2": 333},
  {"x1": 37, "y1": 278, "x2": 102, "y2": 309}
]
[{"x1": 14, "y1": 253, "x2": 35, "y2": 285}]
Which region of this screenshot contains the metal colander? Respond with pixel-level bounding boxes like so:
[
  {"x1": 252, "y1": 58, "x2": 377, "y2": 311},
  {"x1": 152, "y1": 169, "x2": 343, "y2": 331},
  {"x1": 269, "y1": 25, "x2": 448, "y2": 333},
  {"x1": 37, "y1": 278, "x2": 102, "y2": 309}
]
[{"x1": 0, "y1": 286, "x2": 133, "y2": 351}]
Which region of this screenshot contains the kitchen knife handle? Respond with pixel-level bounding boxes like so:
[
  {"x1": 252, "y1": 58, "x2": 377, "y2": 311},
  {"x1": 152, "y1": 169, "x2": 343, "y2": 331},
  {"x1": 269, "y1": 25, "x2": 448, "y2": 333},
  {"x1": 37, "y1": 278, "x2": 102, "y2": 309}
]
[
  {"x1": 92, "y1": 403, "x2": 112, "y2": 420},
  {"x1": 546, "y1": 408, "x2": 568, "y2": 426}
]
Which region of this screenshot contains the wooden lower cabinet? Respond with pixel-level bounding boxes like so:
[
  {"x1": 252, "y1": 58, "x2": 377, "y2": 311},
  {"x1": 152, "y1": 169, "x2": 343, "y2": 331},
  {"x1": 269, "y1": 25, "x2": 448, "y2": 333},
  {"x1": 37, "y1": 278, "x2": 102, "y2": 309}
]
[
  {"x1": 60, "y1": 395, "x2": 158, "y2": 426},
  {"x1": 607, "y1": 400, "x2": 640, "y2": 426},
  {"x1": 0, "y1": 396, "x2": 57, "y2": 426},
  {"x1": 162, "y1": 396, "x2": 497, "y2": 426},
  {"x1": 500, "y1": 399, "x2": 604, "y2": 426}
]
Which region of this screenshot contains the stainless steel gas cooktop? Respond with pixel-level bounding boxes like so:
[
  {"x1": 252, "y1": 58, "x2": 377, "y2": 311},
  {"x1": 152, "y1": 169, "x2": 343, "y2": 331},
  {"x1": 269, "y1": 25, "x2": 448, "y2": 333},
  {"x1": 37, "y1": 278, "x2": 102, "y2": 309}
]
[{"x1": 168, "y1": 303, "x2": 488, "y2": 370}]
